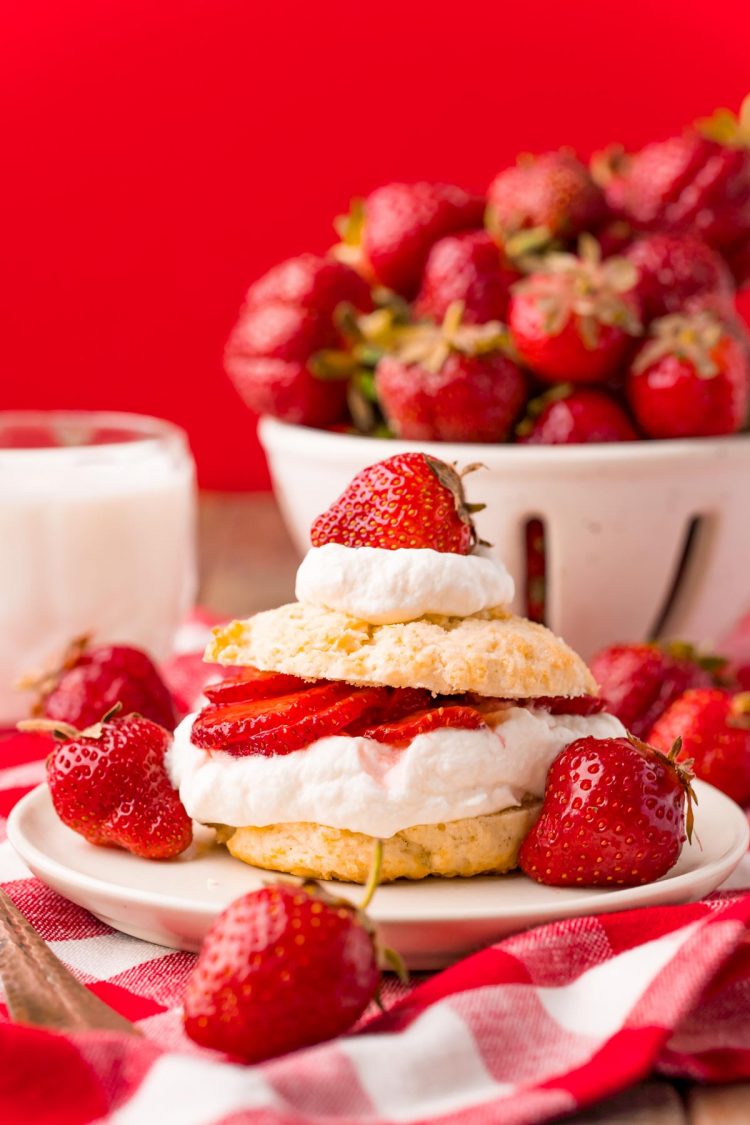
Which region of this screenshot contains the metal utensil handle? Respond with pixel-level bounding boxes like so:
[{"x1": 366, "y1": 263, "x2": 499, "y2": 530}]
[{"x1": 0, "y1": 888, "x2": 139, "y2": 1035}]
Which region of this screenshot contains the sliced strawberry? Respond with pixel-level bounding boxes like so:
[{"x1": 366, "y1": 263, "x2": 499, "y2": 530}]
[
  {"x1": 528, "y1": 695, "x2": 606, "y2": 716},
  {"x1": 245, "y1": 688, "x2": 391, "y2": 756},
  {"x1": 363, "y1": 705, "x2": 485, "y2": 745},
  {"x1": 346, "y1": 687, "x2": 433, "y2": 735},
  {"x1": 192, "y1": 684, "x2": 390, "y2": 756},
  {"x1": 203, "y1": 668, "x2": 314, "y2": 705},
  {"x1": 468, "y1": 694, "x2": 605, "y2": 716}
]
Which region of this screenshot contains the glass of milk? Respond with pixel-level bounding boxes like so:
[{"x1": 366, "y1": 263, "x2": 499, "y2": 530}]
[{"x1": 0, "y1": 411, "x2": 197, "y2": 724}]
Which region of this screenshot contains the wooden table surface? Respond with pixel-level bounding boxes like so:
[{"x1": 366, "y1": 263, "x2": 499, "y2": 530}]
[{"x1": 197, "y1": 492, "x2": 749, "y2": 1125}]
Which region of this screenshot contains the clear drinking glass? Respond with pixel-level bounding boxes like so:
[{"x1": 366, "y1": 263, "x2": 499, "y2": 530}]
[{"x1": 0, "y1": 411, "x2": 197, "y2": 723}]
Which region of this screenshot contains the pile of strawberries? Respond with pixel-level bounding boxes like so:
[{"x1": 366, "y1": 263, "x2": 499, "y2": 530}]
[
  {"x1": 591, "y1": 640, "x2": 750, "y2": 805},
  {"x1": 226, "y1": 98, "x2": 750, "y2": 444}
]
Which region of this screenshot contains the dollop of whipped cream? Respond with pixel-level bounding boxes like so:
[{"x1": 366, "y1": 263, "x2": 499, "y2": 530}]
[
  {"x1": 168, "y1": 707, "x2": 625, "y2": 838},
  {"x1": 294, "y1": 544, "x2": 515, "y2": 625}
]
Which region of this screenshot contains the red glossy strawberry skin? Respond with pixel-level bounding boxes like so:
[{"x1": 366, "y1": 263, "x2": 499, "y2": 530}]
[
  {"x1": 47, "y1": 716, "x2": 192, "y2": 859},
  {"x1": 625, "y1": 234, "x2": 735, "y2": 321},
  {"x1": 362, "y1": 705, "x2": 485, "y2": 744},
  {"x1": 227, "y1": 354, "x2": 348, "y2": 428},
  {"x1": 599, "y1": 133, "x2": 750, "y2": 255},
  {"x1": 203, "y1": 669, "x2": 314, "y2": 705},
  {"x1": 518, "y1": 389, "x2": 637, "y2": 444},
  {"x1": 415, "y1": 231, "x2": 520, "y2": 324},
  {"x1": 508, "y1": 286, "x2": 632, "y2": 384},
  {"x1": 649, "y1": 689, "x2": 750, "y2": 805},
  {"x1": 487, "y1": 151, "x2": 606, "y2": 242},
  {"x1": 519, "y1": 736, "x2": 689, "y2": 887},
  {"x1": 192, "y1": 685, "x2": 389, "y2": 756},
  {"x1": 362, "y1": 182, "x2": 485, "y2": 296},
  {"x1": 627, "y1": 331, "x2": 750, "y2": 438},
  {"x1": 346, "y1": 687, "x2": 434, "y2": 735},
  {"x1": 245, "y1": 254, "x2": 372, "y2": 315},
  {"x1": 228, "y1": 301, "x2": 338, "y2": 364},
  {"x1": 225, "y1": 301, "x2": 348, "y2": 427},
  {"x1": 41, "y1": 643, "x2": 177, "y2": 731},
  {"x1": 376, "y1": 351, "x2": 527, "y2": 442},
  {"x1": 471, "y1": 695, "x2": 606, "y2": 716},
  {"x1": 310, "y1": 452, "x2": 478, "y2": 553},
  {"x1": 183, "y1": 883, "x2": 379, "y2": 1061},
  {"x1": 590, "y1": 644, "x2": 712, "y2": 738}
]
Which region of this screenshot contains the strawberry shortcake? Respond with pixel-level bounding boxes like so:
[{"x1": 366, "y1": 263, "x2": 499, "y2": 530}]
[{"x1": 168, "y1": 452, "x2": 626, "y2": 883}]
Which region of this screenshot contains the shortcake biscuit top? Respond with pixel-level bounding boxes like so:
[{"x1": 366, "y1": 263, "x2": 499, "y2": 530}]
[{"x1": 205, "y1": 602, "x2": 597, "y2": 699}]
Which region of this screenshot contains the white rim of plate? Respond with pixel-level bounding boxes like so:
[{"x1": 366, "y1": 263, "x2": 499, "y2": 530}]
[{"x1": 7, "y1": 781, "x2": 750, "y2": 924}]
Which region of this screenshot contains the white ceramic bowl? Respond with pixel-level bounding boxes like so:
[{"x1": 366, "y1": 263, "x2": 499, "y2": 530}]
[{"x1": 259, "y1": 417, "x2": 750, "y2": 660}]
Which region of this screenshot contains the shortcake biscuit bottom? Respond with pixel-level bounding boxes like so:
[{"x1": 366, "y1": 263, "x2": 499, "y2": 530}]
[{"x1": 215, "y1": 798, "x2": 542, "y2": 883}]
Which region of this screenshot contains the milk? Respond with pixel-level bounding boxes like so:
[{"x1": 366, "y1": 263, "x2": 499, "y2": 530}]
[{"x1": 0, "y1": 413, "x2": 197, "y2": 723}]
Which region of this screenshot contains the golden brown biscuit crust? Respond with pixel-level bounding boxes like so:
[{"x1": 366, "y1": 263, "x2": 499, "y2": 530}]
[
  {"x1": 205, "y1": 603, "x2": 597, "y2": 698},
  {"x1": 216, "y1": 799, "x2": 542, "y2": 883}
]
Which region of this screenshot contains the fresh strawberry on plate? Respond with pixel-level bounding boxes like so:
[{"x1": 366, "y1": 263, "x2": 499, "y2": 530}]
[
  {"x1": 519, "y1": 734, "x2": 695, "y2": 887},
  {"x1": 23, "y1": 711, "x2": 193, "y2": 859}
]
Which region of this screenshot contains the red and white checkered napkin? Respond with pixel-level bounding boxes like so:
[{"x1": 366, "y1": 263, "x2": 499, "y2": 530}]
[{"x1": 3, "y1": 614, "x2": 750, "y2": 1125}]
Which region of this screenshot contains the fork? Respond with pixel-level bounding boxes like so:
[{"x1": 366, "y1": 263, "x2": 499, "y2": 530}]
[{"x1": 0, "y1": 888, "x2": 139, "y2": 1035}]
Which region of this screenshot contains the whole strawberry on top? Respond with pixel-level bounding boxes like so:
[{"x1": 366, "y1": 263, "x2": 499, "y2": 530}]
[
  {"x1": 225, "y1": 253, "x2": 372, "y2": 428},
  {"x1": 593, "y1": 97, "x2": 750, "y2": 283},
  {"x1": 310, "y1": 451, "x2": 481, "y2": 553},
  {"x1": 375, "y1": 301, "x2": 527, "y2": 442},
  {"x1": 519, "y1": 734, "x2": 695, "y2": 887},
  {"x1": 507, "y1": 236, "x2": 642, "y2": 383},
  {"x1": 517, "y1": 386, "x2": 637, "y2": 444},
  {"x1": 23, "y1": 636, "x2": 178, "y2": 731},
  {"x1": 649, "y1": 689, "x2": 750, "y2": 806},
  {"x1": 183, "y1": 879, "x2": 381, "y2": 1061},
  {"x1": 625, "y1": 233, "x2": 735, "y2": 321},
  {"x1": 415, "y1": 230, "x2": 520, "y2": 324},
  {"x1": 21, "y1": 711, "x2": 192, "y2": 859},
  {"x1": 335, "y1": 182, "x2": 484, "y2": 296},
  {"x1": 626, "y1": 310, "x2": 750, "y2": 438},
  {"x1": 487, "y1": 151, "x2": 606, "y2": 251},
  {"x1": 590, "y1": 642, "x2": 716, "y2": 738}
]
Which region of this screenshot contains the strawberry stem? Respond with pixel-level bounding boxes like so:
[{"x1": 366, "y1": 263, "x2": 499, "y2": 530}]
[
  {"x1": 381, "y1": 945, "x2": 409, "y2": 984},
  {"x1": 360, "y1": 839, "x2": 383, "y2": 911}
]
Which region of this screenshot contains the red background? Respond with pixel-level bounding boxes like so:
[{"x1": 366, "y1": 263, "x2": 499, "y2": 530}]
[{"x1": 3, "y1": 0, "x2": 749, "y2": 489}]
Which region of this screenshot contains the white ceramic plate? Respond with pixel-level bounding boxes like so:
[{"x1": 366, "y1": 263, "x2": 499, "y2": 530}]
[{"x1": 8, "y1": 783, "x2": 749, "y2": 969}]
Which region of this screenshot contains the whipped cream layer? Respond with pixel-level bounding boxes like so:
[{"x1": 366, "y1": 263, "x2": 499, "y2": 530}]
[
  {"x1": 168, "y1": 707, "x2": 625, "y2": 838},
  {"x1": 295, "y1": 544, "x2": 515, "y2": 625}
]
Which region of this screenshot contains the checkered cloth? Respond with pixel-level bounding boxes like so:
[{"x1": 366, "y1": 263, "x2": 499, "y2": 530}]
[{"x1": 3, "y1": 617, "x2": 750, "y2": 1125}]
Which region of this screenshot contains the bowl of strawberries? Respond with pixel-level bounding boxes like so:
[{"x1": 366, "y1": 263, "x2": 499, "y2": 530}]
[{"x1": 227, "y1": 98, "x2": 750, "y2": 659}]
